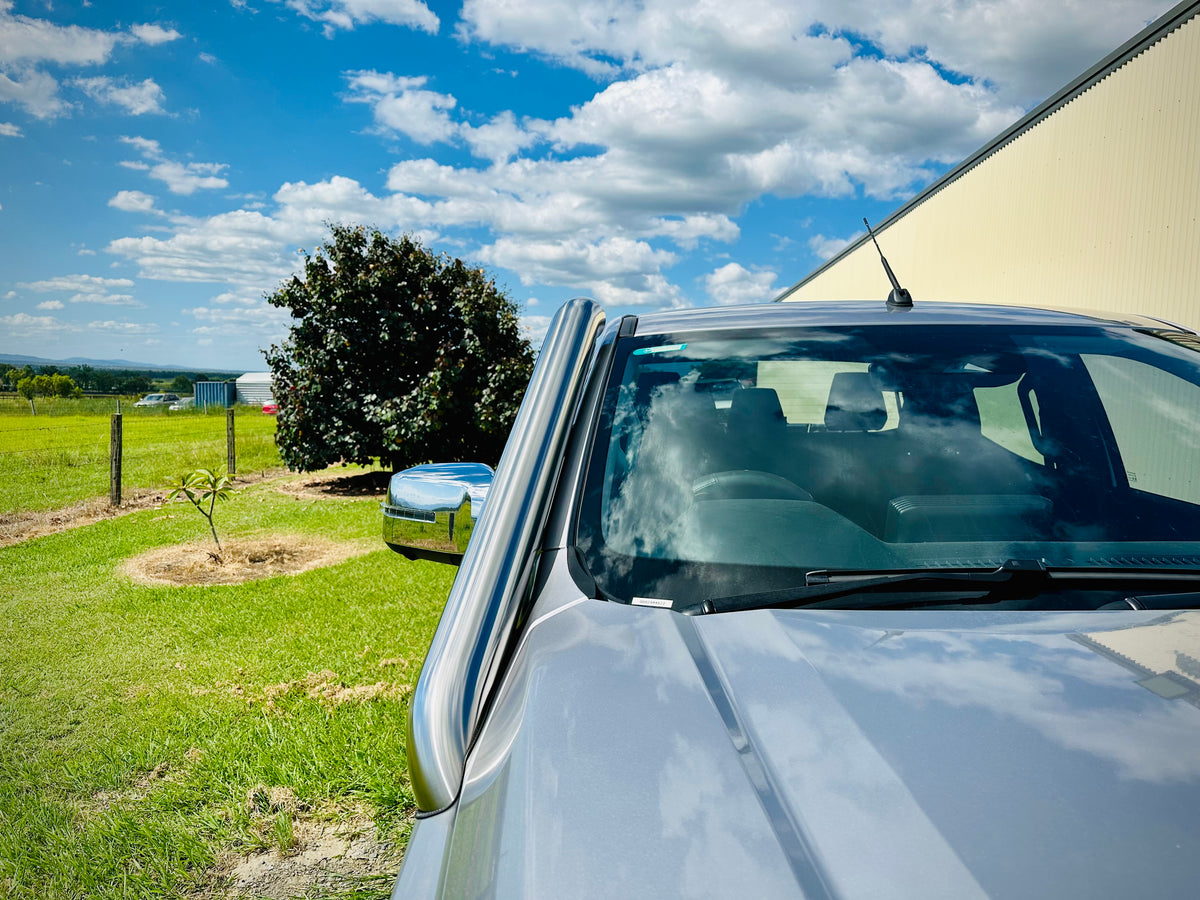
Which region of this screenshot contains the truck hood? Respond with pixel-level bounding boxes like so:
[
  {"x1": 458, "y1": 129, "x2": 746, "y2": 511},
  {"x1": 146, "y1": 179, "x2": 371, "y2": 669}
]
[{"x1": 433, "y1": 601, "x2": 1200, "y2": 898}]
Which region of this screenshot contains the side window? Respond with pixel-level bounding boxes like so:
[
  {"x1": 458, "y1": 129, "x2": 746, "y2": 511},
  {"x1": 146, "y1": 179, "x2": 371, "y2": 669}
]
[
  {"x1": 974, "y1": 380, "x2": 1044, "y2": 464},
  {"x1": 1082, "y1": 355, "x2": 1200, "y2": 504},
  {"x1": 757, "y1": 361, "x2": 899, "y2": 428}
]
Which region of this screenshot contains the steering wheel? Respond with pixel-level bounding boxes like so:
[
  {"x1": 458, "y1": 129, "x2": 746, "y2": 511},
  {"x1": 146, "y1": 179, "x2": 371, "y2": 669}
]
[{"x1": 692, "y1": 470, "x2": 813, "y2": 502}]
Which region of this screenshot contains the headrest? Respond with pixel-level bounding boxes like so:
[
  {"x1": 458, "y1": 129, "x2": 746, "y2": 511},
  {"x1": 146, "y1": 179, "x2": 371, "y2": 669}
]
[
  {"x1": 728, "y1": 387, "x2": 785, "y2": 432},
  {"x1": 825, "y1": 372, "x2": 887, "y2": 432}
]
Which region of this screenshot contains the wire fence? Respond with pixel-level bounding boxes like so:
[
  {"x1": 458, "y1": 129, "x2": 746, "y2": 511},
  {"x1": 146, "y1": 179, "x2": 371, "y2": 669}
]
[{"x1": 0, "y1": 405, "x2": 283, "y2": 514}]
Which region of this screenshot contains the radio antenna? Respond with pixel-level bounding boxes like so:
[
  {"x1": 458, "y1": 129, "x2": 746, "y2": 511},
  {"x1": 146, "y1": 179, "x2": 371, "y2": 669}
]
[{"x1": 863, "y1": 218, "x2": 913, "y2": 308}]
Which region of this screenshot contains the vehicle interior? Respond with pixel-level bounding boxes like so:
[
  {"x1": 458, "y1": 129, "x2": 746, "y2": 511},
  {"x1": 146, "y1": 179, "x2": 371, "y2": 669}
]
[{"x1": 578, "y1": 325, "x2": 1200, "y2": 607}]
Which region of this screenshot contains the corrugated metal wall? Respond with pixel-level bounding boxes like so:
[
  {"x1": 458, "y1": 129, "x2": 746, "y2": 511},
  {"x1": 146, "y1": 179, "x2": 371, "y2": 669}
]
[
  {"x1": 235, "y1": 373, "x2": 275, "y2": 405},
  {"x1": 785, "y1": 10, "x2": 1200, "y2": 329},
  {"x1": 195, "y1": 381, "x2": 237, "y2": 409}
]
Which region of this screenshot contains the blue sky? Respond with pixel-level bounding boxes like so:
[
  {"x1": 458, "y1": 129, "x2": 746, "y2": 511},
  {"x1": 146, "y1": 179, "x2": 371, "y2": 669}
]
[{"x1": 0, "y1": 0, "x2": 1175, "y2": 371}]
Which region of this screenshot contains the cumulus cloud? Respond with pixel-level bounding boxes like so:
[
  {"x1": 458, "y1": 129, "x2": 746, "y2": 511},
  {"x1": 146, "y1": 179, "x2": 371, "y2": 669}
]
[
  {"x1": 74, "y1": 76, "x2": 166, "y2": 115},
  {"x1": 808, "y1": 231, "x2": 861, "y2": 261},
  {"x1": 108, "y1": 189, "x2": 161, "y2": 214},
  {"x1": 98, "y1": 0, "x2": 1173, "y2": 324},
  {"x1": 119, "y1": 136, "x2": 229, "y2": 194},
  {"x1": 129, "y1": 23, "x2": 182, "y2": 46},
  {"x1": 458, "y1": 0, "x2": 1172, "y2": 104},
  {"x1": 20, "y1": 274, "x2": 135, "y2": 292},
  {"x1": 0, "y1": 3, "x2": 123, "y2": 65},
  {"x1": 16, "y1": 274, "x2": 144, "y2": 308},
  {"x1": 0, "y1": 66, "x2": 65, "y2": 118},
  {"x1": 283, "y1": 0, "x2": 439, "y2": 36},
  {"x1": 344, "y1": 70, "x2": 458, "y2": 143},
  {"x1": 477, "y1": 236, "x2": 684, "y2": 307},
  {"x1": 185, "y1": 301, "x2": 293, "y2": 334},
  {"x1": 704, "y1": 262, "x2": 777, "y2": 306},
  {"x1": 0, "y1": 6, "x2": 182, "y2": 117},
  {"x1": 0, "y1": 312, "x2": 75, "y2": 334},
  {"x1": 0, "y1": 119, "x2": 20, "y2": 136}
]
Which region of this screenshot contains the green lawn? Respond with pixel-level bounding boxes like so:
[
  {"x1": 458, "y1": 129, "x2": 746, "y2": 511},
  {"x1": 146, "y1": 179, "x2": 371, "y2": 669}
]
[
  {"x1": 0, "y1": 477, "x2": 452, "y2": 898},
  {"x1": 0, "y1": 402, "x2": 283, "y2": 514}
]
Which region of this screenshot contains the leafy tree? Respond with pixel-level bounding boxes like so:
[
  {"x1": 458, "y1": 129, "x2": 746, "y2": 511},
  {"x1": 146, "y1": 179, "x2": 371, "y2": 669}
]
[
  {"x1": 170, "y1": 374, "x2": 193, "y2": 393},
  {"x1": 264, "y1": 225, "x2": 535, "y2": 471},
  {"x1": 50, "y1": 374, "x2": 77, "y2": 397},
  {"x1": 119, "y1": 375, "x2": 152, "y2": 395},
  {"x1": 92, "y1": 370, "x2": 117, "y2": 393},
  {"x1": 16, "y1": 377, "x2": 36, "y2": 413}
]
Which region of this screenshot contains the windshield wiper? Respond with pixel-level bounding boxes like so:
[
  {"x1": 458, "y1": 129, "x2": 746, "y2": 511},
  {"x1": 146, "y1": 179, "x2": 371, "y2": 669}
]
[{"x1": 699, "y1": 560, "x2": 1200, "y2": 614}]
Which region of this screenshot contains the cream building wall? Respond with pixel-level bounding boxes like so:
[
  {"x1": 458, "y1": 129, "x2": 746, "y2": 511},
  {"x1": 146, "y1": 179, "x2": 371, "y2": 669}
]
[{"x1": 781, "y1": 1, "x2": 1200, "y2": 330}]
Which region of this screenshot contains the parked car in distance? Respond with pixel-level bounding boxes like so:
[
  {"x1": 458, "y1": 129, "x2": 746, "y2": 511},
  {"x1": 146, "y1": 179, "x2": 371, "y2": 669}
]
[
  {"x1": 261, "y1": 402, "x2": 278, "y2": 415},
  {"x1": 168, "y1": 396, "x2": 194, "y2": 411},
  {"x1": 133, "y1": 392, "x2": 179, "y2": 407},
  {"x1": 383, "y1": 297, "x2": 1200, "y2": 899}
]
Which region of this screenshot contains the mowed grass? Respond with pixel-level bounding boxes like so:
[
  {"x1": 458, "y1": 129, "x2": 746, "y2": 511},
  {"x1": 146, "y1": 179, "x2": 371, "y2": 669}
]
[
  {"x1": 0, "y1": 477, "x2": 454, "y2": 898},
  {"x1": 0, "y1": 400, "x2": 283, "y2": 514}
]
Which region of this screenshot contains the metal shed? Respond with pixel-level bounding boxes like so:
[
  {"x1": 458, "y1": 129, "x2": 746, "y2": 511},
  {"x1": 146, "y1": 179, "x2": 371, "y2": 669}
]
[
  {"x1": 195, "y1": 381, "x2": 237, "y2": 410},
  {"x1": 236, "y1": 373, "x2": 276, "y2": 406}
]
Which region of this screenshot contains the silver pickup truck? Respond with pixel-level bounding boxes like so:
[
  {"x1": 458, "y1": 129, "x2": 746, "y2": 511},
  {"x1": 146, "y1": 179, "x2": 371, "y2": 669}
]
[{"x1": 383, "y1": 297, "x2": 1200, "y2": 898}]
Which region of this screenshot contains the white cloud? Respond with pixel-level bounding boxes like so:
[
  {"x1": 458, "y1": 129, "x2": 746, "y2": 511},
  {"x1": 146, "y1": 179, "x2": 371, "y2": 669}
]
[
  {"x1": 74, "y1": 76, "x2": 166, "y2": 115},
  {"x1": 477, "y1": 235, "x2": 684, "y2": 307},
  {"x1": 0, "y1": 6, "x2": 187, "y2": 117},
  {"x1": 0, "y1": 4, "x2": 122, "y2": 65},
  {"x1": 129, "y1": 23, "x2": 182, "y2": 46},
  {"x1": 68, "y1": 291, "x2": 143, "y2": 308},
  {"x1": 0, "y1": 312, "x2": 77, "y2": 334},
  {"x1": 460, "y1": 110, "x2": 538, "y2": 164},
  {"x1": 119, "y1": 136, "x2": 229, "y2": 194},
  {"x1": 457, "y1": 0, "x2": 1172, "y2": 104},
  {"x1": 520, "y1": 314, "x2": 552, "y2": 346},
  {"x1": 108, "y1": 189, "x2": 161, "y2": 214},
  {"x1": 344, "y1": 70, "x2": 458, "y2": 144},
  {"x1": 96, "y1": 0, "x2": 1173, "y2": 324},
  {"x1": 704, "y1": 262, "x2": 777, "y2": 306},
  {"x1": 283, "y1": 0, "x2": 439, "y2": 36},
  {"x1": 186, "y1": 302, "x2": 293, "y2": 333},
  {"x1": 87, "y1": 319, "x2": 159, "y2": 335},
  {"x1": 808, "y1": 232, "x2": 860, "y2": 261},
  {"x1": 20, "y1": 274, "x2": 135, "y2": 292},
  {"x1": 0, "y1": 119, "x2": 19, "y2": 136},
  {"x1": 0, "y1": 66, "x2": 65, "y2": 118},
  {"x1": 36, "y1": 300, "x2": 63, "y2": 310}
]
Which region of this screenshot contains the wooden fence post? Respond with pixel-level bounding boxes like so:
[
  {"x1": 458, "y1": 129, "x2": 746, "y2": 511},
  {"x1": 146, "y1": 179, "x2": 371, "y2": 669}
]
[
  {"x1": 110, "y1": 413, "x2": 122, "y2": 507},
  {"x1": 226, "y1": 407, "x2": 236, "y2": 476}
]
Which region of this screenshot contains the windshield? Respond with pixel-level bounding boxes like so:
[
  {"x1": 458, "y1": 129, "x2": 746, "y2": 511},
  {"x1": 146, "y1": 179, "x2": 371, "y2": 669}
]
[{"x1": 576, "y1": 323, "x2": 1200, "y2": 608}]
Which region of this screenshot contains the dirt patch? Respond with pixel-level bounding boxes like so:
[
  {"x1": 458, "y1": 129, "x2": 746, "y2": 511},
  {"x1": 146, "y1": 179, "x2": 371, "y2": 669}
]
[
  {"x1": 0, "y1": 469, "x2": 288, "y2": 549},
  {"x1": 198, "y1": 809, "x2": 402, "y2": 900},
  {"x1": 275, "y1": 469, "x2": 391, "y2": 502},
  {"x1": 122, "y1": 536, "x2": 370, "y2": 586},
  {"x1": 260, "y1": 669, "x2": 411, "y2": 709}
]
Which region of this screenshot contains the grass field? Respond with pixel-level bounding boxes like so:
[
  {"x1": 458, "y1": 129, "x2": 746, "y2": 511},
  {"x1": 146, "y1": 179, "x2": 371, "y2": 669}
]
[
  {"x1": 0, "y1": 473, "x2": 452, "y2": 898},
  {"x1": 0, "y1": 401, "x2": 283, "y2": 514}
]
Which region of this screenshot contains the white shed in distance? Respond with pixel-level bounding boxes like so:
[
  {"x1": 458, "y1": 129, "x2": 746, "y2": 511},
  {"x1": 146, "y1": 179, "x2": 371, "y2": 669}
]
[{"x1": 236, "y1": 372, "x2": 276, "y2": 406}]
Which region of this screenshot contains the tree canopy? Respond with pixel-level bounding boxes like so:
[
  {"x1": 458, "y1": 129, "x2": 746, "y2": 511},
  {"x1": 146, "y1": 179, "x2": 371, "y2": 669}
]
[{"x1": 264, "y1": 225, "x2": 536, "y2": 472}]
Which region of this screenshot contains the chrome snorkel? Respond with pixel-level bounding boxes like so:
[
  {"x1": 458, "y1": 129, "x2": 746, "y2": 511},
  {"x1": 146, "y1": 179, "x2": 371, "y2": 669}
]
[{"x1": 398, "y1": 297, "x2": 606, "y2": 813}]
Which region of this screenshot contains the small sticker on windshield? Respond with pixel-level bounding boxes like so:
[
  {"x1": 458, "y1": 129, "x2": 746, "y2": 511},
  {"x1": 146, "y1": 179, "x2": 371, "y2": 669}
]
[
  {"x1": 632, "y1": 597, "x2": 674, "y2": 608},
  {"x1": 633, "y1": 343, "x2": 686, "y2": 355}
]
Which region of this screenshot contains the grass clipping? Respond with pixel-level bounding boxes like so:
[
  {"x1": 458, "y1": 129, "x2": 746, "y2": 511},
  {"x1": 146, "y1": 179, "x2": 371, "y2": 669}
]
[{"x1": 123, "y1": 535, "x2": 368, "y2": 586}]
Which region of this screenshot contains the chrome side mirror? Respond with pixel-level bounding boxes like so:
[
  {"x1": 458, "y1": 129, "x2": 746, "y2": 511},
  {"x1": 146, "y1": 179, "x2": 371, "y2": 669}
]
[{"x1": 382, "y1": 463, "x2": 494, "y2": 564}]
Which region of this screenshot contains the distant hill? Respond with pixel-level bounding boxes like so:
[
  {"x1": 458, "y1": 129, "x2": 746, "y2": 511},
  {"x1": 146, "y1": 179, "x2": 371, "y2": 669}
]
[{"x1": 0, "y1": 352, "x2": 240, "y2": 375}]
